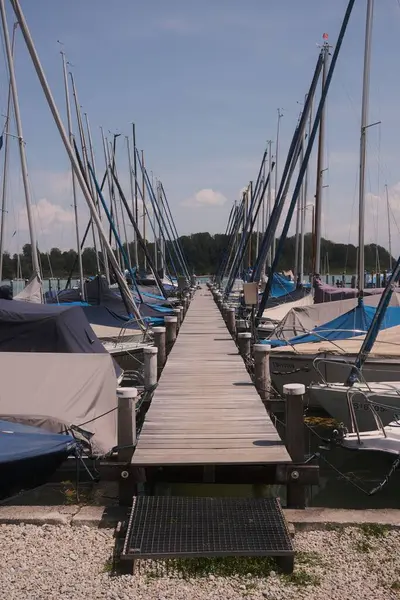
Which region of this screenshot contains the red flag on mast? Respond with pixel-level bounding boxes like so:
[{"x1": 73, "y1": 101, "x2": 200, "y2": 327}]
[{"x1": 322, "y1": 33, "x2": 329, "y2": 40}]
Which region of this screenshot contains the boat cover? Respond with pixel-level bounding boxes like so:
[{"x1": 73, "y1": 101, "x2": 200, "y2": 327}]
[
  {"x1": 269, "y1": 273, "x2": 296, "y2": 298},
  {"x1": 270, "y1": 323, "x2": 400, "y2": 358},
  {"x1": 0, "y1": 419, "x2": 75, "y2": 463},
  {"x1": 269, "y1": 302, "x2": 400, "y2": 347},
  {"x1": 272, "y1": 293, "x2": 400, "y2": 341},
  {"x1": 0, "y1": 352, "x2": 119, "y2": 455},
  {"x1": 313, "y1": 279, "x2": 400, "y2": 303},
  {"x1": 46, "y1": 276, "x2": 173, "y2": 323},
  {"x1": 261, "y1": 294, "x2": 313, "y2": 323}
]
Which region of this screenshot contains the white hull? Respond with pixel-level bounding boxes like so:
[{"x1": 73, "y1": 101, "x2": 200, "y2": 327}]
[
  {"x1": 342, "y1": 423, "x2": 400, "y2": 455},
  {"x1": 270, "y1": 352, "x2": 400, "y2": 407},
  {"x1": 308, "y1": 381, "x2": 400, "y2": 430}
]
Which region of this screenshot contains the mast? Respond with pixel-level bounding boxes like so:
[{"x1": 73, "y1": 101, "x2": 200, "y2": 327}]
[
  {"x1": 9, "y1": 0, "x2": 143, "y2": 325},
  {"x1": 294, "y1": 131, "x2": 303, "y2": 280},
  {"x1": 60, "y1": 51, "x2": 85, "y2": 299},
  {"x1": 300, "y1": 95, "x2": 313, "y2": 283},
  {"x1": 0, "y1": 0, "x2": 41, "y2": 283},
  {"x1": 385, "y1": 184, "x2": 392, "y2": 272},
  {"x1": 314, "y1": 36, "x2": 330, "y2": 275},
  {"x1": 84, "y1": 112, "x2": 110, "y2": 283},
  {"x1": 69, "y1": 72, "x2": 101, "y2": 274},
  {"x1": 266, "y1": 139, "x2": 273, "y2": 273},
  {"x1": 0, "y1": 21, "x2": 17, "y2": 282},
  {"x1": 357, "y1": 0, "x2": 374, "y2": 291},
  {"x1": 126, "y1": 135, "x2": 138, "y2": 268},
  {"x1": 106, "y1": 136, "x2": 123, "y2": 269},
  {"x1": 141, "y1": 149, "x2": 147, "y2": 273},
  {"x1": 272, "y1": 109, "x2": 283, "y2": 262}
]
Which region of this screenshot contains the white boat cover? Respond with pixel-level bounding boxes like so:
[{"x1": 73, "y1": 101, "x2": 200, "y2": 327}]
[
  {"x1": 0, "y1": 352, "x2": 119, "y2": 455},
  {"x1": 14, "y1": 274, "x2": 42, "y2": 304},
  {"x1": 271, "y1": 293, "x2": 400, "y2": 341},
  {"x1": 271, "y1": 323, "x2": 400, "y2": 358},
  {"x1": 262, "y1": 294, "x2": 313, "y2": 324}
]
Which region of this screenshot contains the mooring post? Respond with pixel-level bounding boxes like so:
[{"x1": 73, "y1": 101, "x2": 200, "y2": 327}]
[
  {"x1": 283, "y1": 383, "x2": 306, "y2": 509},
  {"x1": 226, "y1": 307, "x2": 236, "y2": 337},
  {"x1": 117, "y1": 386, "x2": 138, "y2": 505},
  {"x1": 237, "y1": 332, "x2": 251, "y2": 361},
  {"x1": 144, "y1": 346, "x2": 158, "y2": 391},
  {"x1": 152, "y1": 326, "x2": 166, "y2": 375},
  {"x1": 172, "y1": 308, "x2": 181, "y2": 331},
  {"x1": 164, "y1": 315, "x2": 177, "y2": 353},
  {"x1": 253, "y1": 343, "x2": 271, "y2": 401},
  {"x1": 222, "y1": 303, "x2": 229, "y2": 323},
  {"x1": 236, "y1": 319, "x2": 248, "y2": 336},
  {"x1": 178, "y1": 305, "x2": 185, "y2": 324}
]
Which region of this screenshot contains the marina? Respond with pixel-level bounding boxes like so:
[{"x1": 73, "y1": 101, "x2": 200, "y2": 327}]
[{"x1": 0, "y1": 0, "x2": 400, "y2": 597}]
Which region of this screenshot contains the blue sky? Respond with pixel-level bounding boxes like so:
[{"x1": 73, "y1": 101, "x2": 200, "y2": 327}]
[{"x1": 2, "y1": 0, "x2": 400, "y2": 257}]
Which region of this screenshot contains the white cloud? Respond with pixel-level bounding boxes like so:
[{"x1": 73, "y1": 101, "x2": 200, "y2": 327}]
[
  {"x1": 182, "y1": 188, "x2": 227, "y2": 208},
  {"x1": 18, "y1": 198, "x2": 75, "y2": 235}
]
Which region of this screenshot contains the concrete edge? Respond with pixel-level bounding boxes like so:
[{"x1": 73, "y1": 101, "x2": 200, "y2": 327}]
[
  {"x1": 0, "y1": 506, "x2": 128, "y2": 528},
  {"x1": 284, "y1": 508, "x2": 400, "y2": 531},
  {"x1": 0, "y1": 506, "x2": 399, "y2": 531}
]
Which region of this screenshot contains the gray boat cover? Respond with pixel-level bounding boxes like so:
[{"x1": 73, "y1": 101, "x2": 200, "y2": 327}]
[
  {"x1": 0, "y1": 353, "x2": 118, "y2": 455},
  {"x1": 0, "y1": 299, "x2": 109, "y2": 355},
  {"x1": 271, "y1": 293, "x2": 400, "y2": 341}
]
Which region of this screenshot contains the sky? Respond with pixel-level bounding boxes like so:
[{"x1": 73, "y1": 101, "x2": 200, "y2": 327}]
[{"x1": 2, "y1": 0, "x2": 400, "y2": 259}]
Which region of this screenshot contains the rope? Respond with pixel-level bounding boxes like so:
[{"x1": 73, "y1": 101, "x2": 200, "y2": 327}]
[{"x1": 316, "y1": 451, "x2": 400, "y2": 496}]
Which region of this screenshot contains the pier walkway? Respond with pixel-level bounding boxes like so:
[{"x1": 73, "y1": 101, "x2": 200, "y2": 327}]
[{"x1": 132, "y1": 287, "x2": 291, "y2": 466}]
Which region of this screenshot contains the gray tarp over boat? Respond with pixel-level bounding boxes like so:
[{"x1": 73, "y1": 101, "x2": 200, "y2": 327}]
[
  {"x1": 0, "y1": 299, "x2": 122, "y2": 377},
  {"x1": 271, "y1": 293, "x2": 400, "y2": 341},
  {"x1": 0, "y1": 353, "x2": 118, "y2": 456}
]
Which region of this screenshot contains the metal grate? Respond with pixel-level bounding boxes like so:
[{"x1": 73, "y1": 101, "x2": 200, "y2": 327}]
[{"x1": 122, "y1": 496, "x2": 294, "y2": 559}]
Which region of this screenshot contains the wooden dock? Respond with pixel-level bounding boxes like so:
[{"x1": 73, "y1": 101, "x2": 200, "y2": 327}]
[{"x1": 132, "y1": 287, "x2": 291, "y2": 466}]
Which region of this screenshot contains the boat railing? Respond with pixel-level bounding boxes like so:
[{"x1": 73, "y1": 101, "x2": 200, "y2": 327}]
[
  {"x1": 312, "y1": 356, "x2": 373, "y2": 391},
  {"x1": 345, "y1": 387, "x2": 387, "y2": 444}
]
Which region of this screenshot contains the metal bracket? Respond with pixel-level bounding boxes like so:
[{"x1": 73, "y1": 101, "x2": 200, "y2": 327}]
[{"x1": 276, "y1": 464, "x2": 319, "y2": 485}]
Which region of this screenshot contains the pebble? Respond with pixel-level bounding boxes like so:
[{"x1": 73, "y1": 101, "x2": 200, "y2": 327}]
[{"x1": 0, "y1": 524, "x2": 398, "y2": 599}]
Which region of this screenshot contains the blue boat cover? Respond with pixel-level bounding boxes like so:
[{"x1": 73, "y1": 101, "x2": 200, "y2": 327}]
[
  {"x1": 268, "y1": 302, "x2": 400, "y2": 347},
  {"x1": 0, "y1": 420, "x2": 75, "y2": 464},
  {"x1": 257, "y1": 273, "x2": 296, "y2": 301}
]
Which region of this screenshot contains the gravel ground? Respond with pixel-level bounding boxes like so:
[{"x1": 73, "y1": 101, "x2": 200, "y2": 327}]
[{"x1": 0, "y1": 524, "x2": 399, "y2": 600}]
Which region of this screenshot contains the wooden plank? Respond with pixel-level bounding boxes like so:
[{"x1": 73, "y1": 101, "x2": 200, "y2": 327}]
[{"x1": 131, "y1": 287, "x2": 291, "y2": 466}]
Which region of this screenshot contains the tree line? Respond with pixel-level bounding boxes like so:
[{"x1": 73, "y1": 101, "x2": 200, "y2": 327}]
[{"x1": 0, "y1": 232, "x2": 393, "y2": 280}]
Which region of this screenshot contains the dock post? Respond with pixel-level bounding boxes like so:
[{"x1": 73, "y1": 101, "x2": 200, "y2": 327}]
[
  {"x1": 236, "y1": 319, "x2": 248, "y2": 336},
  {"x1": 237, "y1": 332, "x2": 251, "y2": 361},
  {"x1": 283, "y1": 383, "x2": 306, "y2": 509},
  {"x1": 144, "y1": 346, "x2": 158, "y2": 391},
  {"x1": 253, "y1": 344, "x2": 271, "y2": 401},
  {"x1": 178, "y1": 305, "x2": 185, "y2": 324},
  {"x1": 152, "y1": 326, "x2": 166, "y2": 376},
  {"x1": 117, "y1": 386, "x2": 138, "y2": 505},
  {"x1": 164, "y1": 315, "x2": 177, "y2": 353},
  {"x1": 183, "y1": 295, "x2": 189, "y2": 315},
  {"x1": 226, "y1": 307, "x2": 236, "y2": 337},
  {"x1": 222, "y1": 303, "x2": 229, "y2": 323},
  {"x1": 173, "y1": 308, "x2": 181, "y2": 331}
]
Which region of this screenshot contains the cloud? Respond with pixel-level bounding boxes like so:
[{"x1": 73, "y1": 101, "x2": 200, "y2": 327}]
[
  {"x1": 182, "y1": 188, "x2": 228, "y2": 208},
  {"x1": 18, "y1": 198, "x2": 75, "y2": 235}
]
